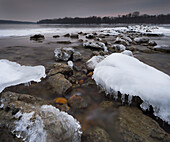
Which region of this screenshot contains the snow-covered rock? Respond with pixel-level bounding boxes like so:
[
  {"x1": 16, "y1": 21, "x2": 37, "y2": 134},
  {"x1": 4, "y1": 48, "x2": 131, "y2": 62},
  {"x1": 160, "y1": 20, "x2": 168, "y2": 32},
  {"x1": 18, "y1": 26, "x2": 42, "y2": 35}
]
[
  {"x1": 122, "y1": 36, "x2": 132, "y2": 43},
  {"x1": 73, "y1": 51, "x2": 82, "y2": 61},
  {"x1": 121, "y1": 50, "x2": 133, "y2": 56},
  {"x1": 83, "y1": 41, "x2": 108, "y2": 52},
  {"x1": 86, "y1": 55, "x2": 105, "y2": 70},
  {"x1": 134, "y1": 37, "x2": 149, "y2": 43},
  {"x1": 86, "y1": 34, "x2": 95, "y2": 39},
  {"x1": 0, "y1": 59, "x2": 46, "y2": 93},
  {"x1": 54, "y1": 47, "x2": 74, "y2": 61},
  {"x1": 93, "y1": 53, "x2": 170, "y2": 123},
  {"x1": 154, "y1": 45, "x2": 170, "y2": 53},
  {"x1": 112, "y1": 44, "x2": 126, "y2": 51},
  {"x1": 0, "y1": 92, "x2": 82, "y2": 142},
  {"x1": 148, "y1": 40, "x2": 157, "y2": 46},
  {"x1": 115, "y1": 37, "x2": 129, "y2": 46}
]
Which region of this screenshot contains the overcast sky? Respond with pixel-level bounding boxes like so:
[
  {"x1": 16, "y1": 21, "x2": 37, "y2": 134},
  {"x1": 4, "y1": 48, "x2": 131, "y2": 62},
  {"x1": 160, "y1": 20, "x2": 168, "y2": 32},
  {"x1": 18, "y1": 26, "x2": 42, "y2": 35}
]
[{"x1": 0, "y1": 0, "x2": 170, "y2": 21}]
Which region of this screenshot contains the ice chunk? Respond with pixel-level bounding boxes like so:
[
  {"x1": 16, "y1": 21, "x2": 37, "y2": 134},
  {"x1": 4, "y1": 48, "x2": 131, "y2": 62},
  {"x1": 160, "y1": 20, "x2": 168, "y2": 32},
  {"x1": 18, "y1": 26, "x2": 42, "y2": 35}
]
[
  {"x1": 0, "y1": 59, "x2": 46, "y2": 93},
  {"x1": 93, "y1": 53, "x2": 170, "y2": 123},
  {"x1": 68, "y1": 60, "x2": 74, "y2": 69}
]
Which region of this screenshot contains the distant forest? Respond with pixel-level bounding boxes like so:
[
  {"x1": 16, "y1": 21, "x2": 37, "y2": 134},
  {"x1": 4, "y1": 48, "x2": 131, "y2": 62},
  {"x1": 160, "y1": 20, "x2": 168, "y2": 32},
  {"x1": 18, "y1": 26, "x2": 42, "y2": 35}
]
[
  {"x1": 0, "y1": 20, "x2": 35, "y2": 24},
  {"x1": 37, "y1": 12, "x2": 170, "y2": 24}
]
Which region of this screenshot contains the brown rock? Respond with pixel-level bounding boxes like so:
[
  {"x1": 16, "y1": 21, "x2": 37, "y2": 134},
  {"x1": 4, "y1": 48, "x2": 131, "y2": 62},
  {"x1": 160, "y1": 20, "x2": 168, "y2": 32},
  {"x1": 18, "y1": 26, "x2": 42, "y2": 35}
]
[{"x1": 47, "y1": 73, "x2": 72, "y2": 95}]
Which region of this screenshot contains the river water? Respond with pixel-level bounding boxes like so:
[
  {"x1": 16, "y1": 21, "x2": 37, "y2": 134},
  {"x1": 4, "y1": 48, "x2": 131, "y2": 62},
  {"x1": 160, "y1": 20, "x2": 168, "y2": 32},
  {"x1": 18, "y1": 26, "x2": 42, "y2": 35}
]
[{"x1": 0, "y1": 24, "x2": 170, "y2": 141}]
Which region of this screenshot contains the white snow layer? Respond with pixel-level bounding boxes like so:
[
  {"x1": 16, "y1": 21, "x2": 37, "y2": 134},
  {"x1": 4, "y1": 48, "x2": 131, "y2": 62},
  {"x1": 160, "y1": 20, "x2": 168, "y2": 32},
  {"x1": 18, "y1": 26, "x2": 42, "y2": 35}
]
[
  {"x1": 0, "y1": 59, "x2": 46, "y2": 93},
  {"x1": 93, "y1": 53, "x2": 170, "y2": 123}
]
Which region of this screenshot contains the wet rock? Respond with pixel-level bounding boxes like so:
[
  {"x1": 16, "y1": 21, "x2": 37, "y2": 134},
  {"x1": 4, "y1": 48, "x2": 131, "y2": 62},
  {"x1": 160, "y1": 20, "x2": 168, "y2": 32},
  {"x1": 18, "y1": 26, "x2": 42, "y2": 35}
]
[
  {"x1": 57, "y1": 41, "x2": 71, "y2": 44},
  {"x1": 86, "y1": 34, "x2": 95, "y2": 39},
  {"x1": 53, "y1": 35, "x2": 60, "y2": 38},
  {"x1": 82, "y1": 127, "x2": 112, "y2": 142},
  {"x1": 92, "y1": 51, "x2": 100, "y2": 56},
  {"x1": 68, "y1": 95, "x2": 88, "y2": 109},
  {"x1": 78, "y1": 39, "x2": 84, "y2": 42},
  {"x1": 73, "y1": 51, "x2": 82, "y2": 61},
  {"x1": 70, "y1": 34, "x2": 79, "y2": 39},
  {"x1": 0, "y1": 92, "x2": 82, "y2": 142},
  {"x1": 30, "y1": 34, "x2": 45, "y2": 41},
  {"x1": 154, "y1": 45, "x2": 170, "y2": 53},
  {"x1": 68, "y1": 76, "x2": 76, "y2": 83},
  {"x1": 83, "y1": 41, "x2": 108, "y2": 52},
  {"x1": 126, "y1": 46, "x2": 136, "y2": 51},
  {"x1": 121, "y1": 36, "x2": 132, "y2": 43},
  {"x1": 112, "y1": 44, "x2": 126, "y2": 52},
  {"x1": 148, "y1": 40, "x2": 157, "y2": 46},
  {"x1": 134, "y1": 37, "x2": 149, "y2": 44},
  {"x1": 115, "y1": 37, "x2": 129, "y2": 46},
  {"x1": 143, "y1": 33, "x2": 163, "y2": 37},
  {"x1": 115, "y1": 106, "x2": 170, "y2": 142},
  {"x1": 48, "y1": 63, "x2": 73, "y2": 76},
  {"x1": 64, "y1": 33, "x2": 70, "y2": 37},
  {"x1": 47, "y1": 73, "x2": 72, "y2": 95},
  {"x1": 78, "y1": 32, "x2": 83, "y2": 35}
]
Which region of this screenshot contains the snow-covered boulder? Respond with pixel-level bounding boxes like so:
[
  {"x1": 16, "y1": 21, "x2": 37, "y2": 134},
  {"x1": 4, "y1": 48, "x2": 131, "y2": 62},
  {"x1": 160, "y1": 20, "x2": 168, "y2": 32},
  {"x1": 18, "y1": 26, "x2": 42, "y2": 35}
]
[
  {"x1": 86, "y1": 34, "x2": 95, "y2": 39},
  {"x1": 122, "y1": 36, "x2": 132, "y2": 43},
  {"x1": 93, "y1": 53, "x2": 170, "y2": 123},
  {"x1": 54, "y1": 48, "x2": 82, "y2": 61},
  {"x1": 54, "y1": 47, "x2": 74, "y2": 61},
  {"x1": 73, "y1": 51, "x2": 82, "y2": 61},
  {"x1": 154, "y1": 45, "x2": 170, "y2": 53},
  {"x1": 121, "y1": 50, "x2": 133, "y2": 56},
  {"x1": 115, "y1": 37, "x2": 129, "y2": 46},
  {"x1": 86, "y1": 55, "x2": 105, "y2": 70},
  {"x1": 112, "y1": 44, "x2": 126, "y2": 51},
  {"x1": 148, "y1": 40, "x2": 157, "y2": 46},
  {"x1": 0, "y1": 59, "x2": 46, "y2": 93},
  {"x1": 83, "y1": 41, "x2": 108, "y2": 52},
  {"x1": 0, "y1": 92, "x2": 82, "y2": 142},
  {"x1": 134, "y1": 37, "x2": 149, "y2": 44}
]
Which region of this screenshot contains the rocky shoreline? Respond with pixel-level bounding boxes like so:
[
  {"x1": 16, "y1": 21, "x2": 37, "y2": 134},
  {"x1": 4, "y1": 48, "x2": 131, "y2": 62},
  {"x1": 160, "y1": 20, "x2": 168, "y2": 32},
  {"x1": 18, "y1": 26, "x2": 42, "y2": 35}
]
[{"x1": 0, "y1": 25, "x2": 170, "y2": 142}]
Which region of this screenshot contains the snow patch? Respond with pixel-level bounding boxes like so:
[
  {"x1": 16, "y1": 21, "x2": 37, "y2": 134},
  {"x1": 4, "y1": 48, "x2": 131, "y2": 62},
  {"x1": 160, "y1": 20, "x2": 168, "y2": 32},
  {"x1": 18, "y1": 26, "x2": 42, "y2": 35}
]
[{"x1": 93, "y1": 53, "x2": 170, "y2": 123}]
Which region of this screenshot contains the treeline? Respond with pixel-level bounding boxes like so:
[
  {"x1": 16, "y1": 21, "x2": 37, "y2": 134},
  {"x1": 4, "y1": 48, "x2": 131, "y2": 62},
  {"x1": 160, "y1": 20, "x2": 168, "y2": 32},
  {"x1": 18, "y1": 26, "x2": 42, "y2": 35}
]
[
  {"x1": 37, "y1": 12, "x2": 170, "y2": 24},
  {"x1": 0, "y1": 20, "x2": 35, "y2": 24}
]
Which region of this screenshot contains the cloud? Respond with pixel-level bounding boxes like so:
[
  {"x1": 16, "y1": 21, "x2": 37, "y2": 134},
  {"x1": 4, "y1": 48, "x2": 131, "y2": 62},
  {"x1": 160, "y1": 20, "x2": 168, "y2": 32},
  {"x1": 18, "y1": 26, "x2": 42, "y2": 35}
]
[{"x1": 0, "y1": 0, "x2": 169, "y2": 21}]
